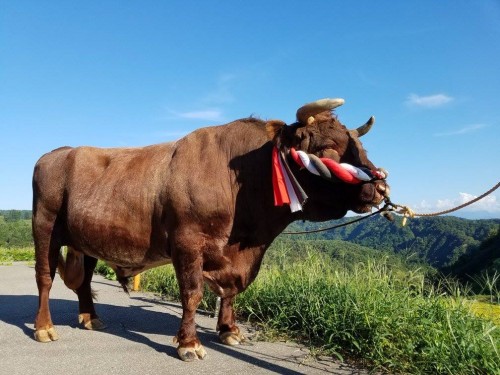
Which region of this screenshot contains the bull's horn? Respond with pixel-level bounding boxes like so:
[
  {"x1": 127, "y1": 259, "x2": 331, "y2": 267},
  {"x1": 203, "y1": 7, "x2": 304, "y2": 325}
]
[
  {"x1": 352, "y1": 116, "x2": 375, "y2": 137},
  {"x1": 296, "y1": 98, "x2": 344, "y2": 124}
]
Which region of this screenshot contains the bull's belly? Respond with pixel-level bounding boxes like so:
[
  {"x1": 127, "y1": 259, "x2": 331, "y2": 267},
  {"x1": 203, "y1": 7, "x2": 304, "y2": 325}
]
[
  {"x1": 110, "y1": 257, "x2": 173, "y2": 279},
  {"x1": 66, "y1": 216, "x2": 171, "y2": 268}
]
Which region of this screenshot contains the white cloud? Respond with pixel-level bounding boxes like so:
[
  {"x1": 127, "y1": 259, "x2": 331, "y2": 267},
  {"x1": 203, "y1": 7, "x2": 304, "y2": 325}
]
[
  {"x1": 457, "y1": 192, "x2": 499, "y2": 213},
  {"x1": 433, "y1": 124, "x2": 488, "y2": 137},
  {"x1": 413, "y1": 192, "x2": 500, "y2": 216},
  {"x1": 158, "y1": 108, "x2": 225, "y2": 123},
  {"x1": 156, "y1": 73, "x2": 237, "y2": 124},
  {"x1": 406, "y1": 93, "x2": 454, "y2": 108},
  {"x1": 175, "y1": 109, "x2": 224, "y2": 121}
]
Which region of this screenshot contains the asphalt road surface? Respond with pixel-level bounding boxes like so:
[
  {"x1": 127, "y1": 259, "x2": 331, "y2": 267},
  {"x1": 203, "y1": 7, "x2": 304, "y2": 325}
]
[{"x1": 0, "y1": 263, "x2": 367, "y2": 374}]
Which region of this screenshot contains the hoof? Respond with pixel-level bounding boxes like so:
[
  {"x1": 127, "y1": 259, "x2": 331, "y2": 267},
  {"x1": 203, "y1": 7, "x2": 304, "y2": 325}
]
[
  {"x1": 173, "y1": 337, "x2": 207, "y2": 361},
  {"x1": 34, "y1": 327, "x2": 59, "y2": 342},
  {"x1": 177, "y1": 344, "x2": 207, "y2": 362},
  {"x1": 220, "y1": 330, "x2": 245, "y2": 346},
  {"x1": 78, "y1": 314, "x2": 107, "y2": 330}
]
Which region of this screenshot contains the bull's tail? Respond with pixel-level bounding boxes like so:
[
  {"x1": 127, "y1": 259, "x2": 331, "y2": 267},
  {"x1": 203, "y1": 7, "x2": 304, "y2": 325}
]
[
  {"x1": 58, "y1": 247, "x2": 97, "y2": 300},
  {"x1": 117, "y1": 276, "x2": 130, "y2": 295}
]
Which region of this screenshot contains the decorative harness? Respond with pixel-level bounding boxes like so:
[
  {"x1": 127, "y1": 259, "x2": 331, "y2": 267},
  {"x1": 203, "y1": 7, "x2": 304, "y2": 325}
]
[{"x1": 272, "y1": 146, "x2": 388, "y2": 213}]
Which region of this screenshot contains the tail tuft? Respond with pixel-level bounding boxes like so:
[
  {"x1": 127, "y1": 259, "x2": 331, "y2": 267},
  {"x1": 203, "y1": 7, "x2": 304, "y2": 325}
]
[{"x1": 117, "y1": 277, "x2": 130, "y2": 295}]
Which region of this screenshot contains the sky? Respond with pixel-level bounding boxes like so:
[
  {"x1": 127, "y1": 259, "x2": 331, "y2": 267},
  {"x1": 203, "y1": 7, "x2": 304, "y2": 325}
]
[{"x1": 1, "y1": 1, "x2": 499, "y2": 219}]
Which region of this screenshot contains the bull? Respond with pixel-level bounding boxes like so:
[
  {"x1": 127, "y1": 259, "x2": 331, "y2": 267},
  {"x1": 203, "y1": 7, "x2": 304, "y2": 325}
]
[{"x1": 32, "y1": 98, "x2": 389, "y2": 361}]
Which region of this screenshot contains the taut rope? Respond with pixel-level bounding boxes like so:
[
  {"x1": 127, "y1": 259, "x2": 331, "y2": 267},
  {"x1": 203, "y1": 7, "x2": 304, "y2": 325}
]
[
  {"x1": 386, "y1": 181, "x2": 500, "y2": 225},
  {"x1": 282, "y1": 181, "x2": 500, "y2": 234}
]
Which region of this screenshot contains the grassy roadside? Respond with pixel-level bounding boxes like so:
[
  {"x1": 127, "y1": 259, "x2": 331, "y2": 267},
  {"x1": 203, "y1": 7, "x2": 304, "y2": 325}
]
[
  {"x1": 235, "y1": 250, "x2": 499, "y2": 374},
  {"x1": 101, "y1": 247, "x2": 499, "y2": 374},
  {"x1": 0, "y1": 247, "x2": 35, "y2": 264}
]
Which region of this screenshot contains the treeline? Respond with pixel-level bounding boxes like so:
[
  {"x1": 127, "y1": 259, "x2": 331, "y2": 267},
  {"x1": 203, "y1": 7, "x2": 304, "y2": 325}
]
[
  {"x1": 0, "y1": 210, "x2": 31, "y2": 221},
  {"x1": 2, "y1": 210, "x2": 499, "y2": 277}
]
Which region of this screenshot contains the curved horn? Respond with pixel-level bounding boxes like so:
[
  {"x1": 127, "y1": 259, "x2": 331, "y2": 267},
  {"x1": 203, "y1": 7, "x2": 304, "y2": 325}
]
[
  {"x1": 352, "y1": 116, "x2": 375, "y2": 137},
  {"x1": 296, "y1": 98, "x2": 344, "y2": 124}
]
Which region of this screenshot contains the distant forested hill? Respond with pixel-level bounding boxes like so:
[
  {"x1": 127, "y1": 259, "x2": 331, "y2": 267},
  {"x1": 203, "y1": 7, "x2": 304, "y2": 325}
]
[
  {"x1": 282, "y1": 215, "x2": 499, "y2": 268},
  {"x1": 1, "y1": 209, "x2": 498, "y2": 271}
]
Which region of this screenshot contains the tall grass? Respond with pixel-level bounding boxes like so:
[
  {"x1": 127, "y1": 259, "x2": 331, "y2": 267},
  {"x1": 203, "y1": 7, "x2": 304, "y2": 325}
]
[{"x1": 236, "y1": 248, "x2": 499, "y2": 374}]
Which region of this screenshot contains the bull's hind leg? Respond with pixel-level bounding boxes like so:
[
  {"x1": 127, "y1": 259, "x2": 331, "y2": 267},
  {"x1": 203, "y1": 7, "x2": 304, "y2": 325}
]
[
  {"x1": 217, "y1": 296, "x2": 245, "y2": 345},
  {"x1": 33, "y1": 209, "x2": 61, "y2": 342},
  {"x1": 76, "y1": 255, "x2": 106, "y2": 330},
  {"x1": 171, "y1": 231, "x2": 207, "y2": 361}
]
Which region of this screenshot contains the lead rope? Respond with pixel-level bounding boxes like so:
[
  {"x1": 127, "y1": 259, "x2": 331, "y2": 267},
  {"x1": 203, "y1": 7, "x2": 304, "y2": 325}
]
[
  {"x1": 282, "y1": 181, "x2": 499, "y2": 235},
  {"x1": 387, "y1": 181, "x2": 500, "y2": 226}
]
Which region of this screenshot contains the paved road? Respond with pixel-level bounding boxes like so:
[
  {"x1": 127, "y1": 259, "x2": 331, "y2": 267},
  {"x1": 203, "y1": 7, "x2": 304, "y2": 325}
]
[{"x1": 0, "y1": 263, "x2": 367, "y2": 374}]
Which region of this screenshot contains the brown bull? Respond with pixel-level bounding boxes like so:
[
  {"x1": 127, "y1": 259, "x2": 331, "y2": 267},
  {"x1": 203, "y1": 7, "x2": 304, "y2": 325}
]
[{"x1": 32, "y1": 98, "x2": 389, "y2": 361}]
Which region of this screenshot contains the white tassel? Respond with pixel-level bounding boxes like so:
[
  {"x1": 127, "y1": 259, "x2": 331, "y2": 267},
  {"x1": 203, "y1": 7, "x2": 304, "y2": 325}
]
[{"x1": 278, "y1": 154, "x2": 303, "y2": 212}]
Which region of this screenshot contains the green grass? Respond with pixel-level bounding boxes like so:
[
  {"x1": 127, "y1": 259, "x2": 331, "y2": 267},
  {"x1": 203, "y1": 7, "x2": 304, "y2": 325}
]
[
  {"x1": 95, "y1": 260, "x2": 118, "y2": 280},
  {"x1": 235, "y1": 249, "x2": 499, "y2": 374},
  {"x1": 139, "y1": 265, "x2": 217, "y2": 312},
  {"x1": 0, "y1": 247, "x2": 35, "y2": 263}
]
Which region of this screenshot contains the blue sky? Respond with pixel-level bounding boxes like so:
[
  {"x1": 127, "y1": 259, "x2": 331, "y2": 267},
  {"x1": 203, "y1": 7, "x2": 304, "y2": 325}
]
[{"x1": 1, "y1": 1, "x2": 499, "y2": 218}]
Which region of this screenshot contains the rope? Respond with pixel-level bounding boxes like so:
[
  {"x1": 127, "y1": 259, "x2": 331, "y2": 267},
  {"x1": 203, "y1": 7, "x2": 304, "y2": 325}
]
[
  {"x1": 388, "y1": 181, "x2": 500, "y2": 225},
  {"x1": 282, "y1": 181, "x2": 499, "y2": 234},
  {"x1": 282, "y1": 204, "x2": 389, "y2": 235}
]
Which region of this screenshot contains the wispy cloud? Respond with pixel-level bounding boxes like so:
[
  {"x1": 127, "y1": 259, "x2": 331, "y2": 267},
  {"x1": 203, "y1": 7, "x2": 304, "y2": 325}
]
[
  {"x1": 433, "y1": 124, "x2": 488, "y2": 137},
  {"x1": 202, "y1": 73, "x2": 236, "y2": 105},
  {"x1": 174, "y1": 109, "x2": 224, "y2": 121},
  {"x1": 156, "y1": 73, "x2": 237, "y2": 125},
  {"x1": 414, "y1": 192, "x2": 500, "y2": 215},
  {"x1": 406, "y1": 93, "x2": 454, "y2": 108}
]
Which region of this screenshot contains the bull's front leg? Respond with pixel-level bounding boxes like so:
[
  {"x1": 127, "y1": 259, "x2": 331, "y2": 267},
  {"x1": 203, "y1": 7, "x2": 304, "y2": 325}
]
[
  {"x1": 217, "y1": 296, "x2": 245, "y2": 345},
  {"x1": 171, "y1": 237, "x2": 207, "y2": 361}
]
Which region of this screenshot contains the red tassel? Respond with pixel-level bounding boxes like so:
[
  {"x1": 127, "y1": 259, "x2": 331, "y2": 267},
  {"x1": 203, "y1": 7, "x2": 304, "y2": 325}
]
[{"x1": 272, "y1": 147, "x2": 290, "y2": 206}]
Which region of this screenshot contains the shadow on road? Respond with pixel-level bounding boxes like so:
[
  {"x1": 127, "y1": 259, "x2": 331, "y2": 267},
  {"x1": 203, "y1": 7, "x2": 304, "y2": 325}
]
[{"x1": 0, "y1": 294, "x2": 308, "y2": 375}]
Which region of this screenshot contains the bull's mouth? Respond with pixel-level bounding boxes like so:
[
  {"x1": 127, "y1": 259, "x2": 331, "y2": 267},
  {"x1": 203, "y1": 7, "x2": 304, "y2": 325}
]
[{"x1": 352, "y1": 181, "x2": 390, "y2": 213}]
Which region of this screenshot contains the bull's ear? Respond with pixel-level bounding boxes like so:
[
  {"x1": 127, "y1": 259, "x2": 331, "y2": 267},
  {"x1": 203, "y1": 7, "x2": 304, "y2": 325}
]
[{"x1": 265, "y1": 120, "x2": 287, "y2": 142}]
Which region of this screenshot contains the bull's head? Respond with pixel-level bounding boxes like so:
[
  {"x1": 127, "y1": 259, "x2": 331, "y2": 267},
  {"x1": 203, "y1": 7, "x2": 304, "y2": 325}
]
[{"x1": 267, "y1": 98, "x2": 390, "y2": 217}]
